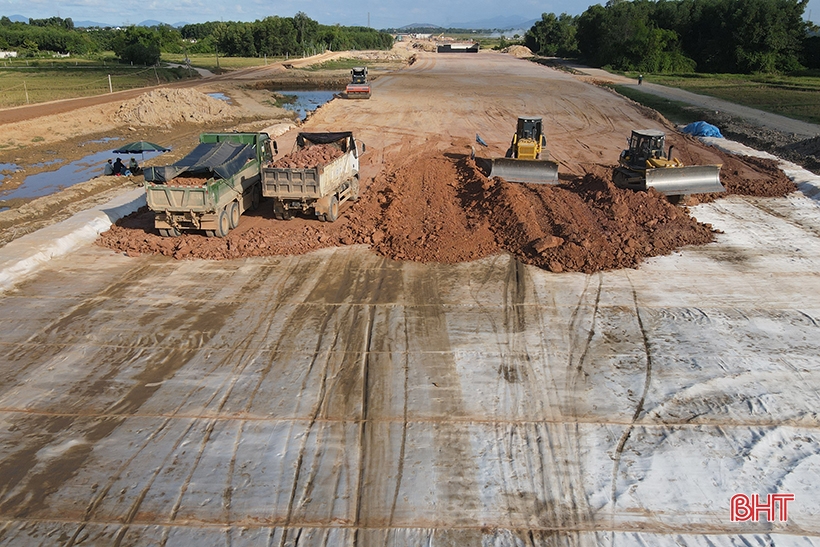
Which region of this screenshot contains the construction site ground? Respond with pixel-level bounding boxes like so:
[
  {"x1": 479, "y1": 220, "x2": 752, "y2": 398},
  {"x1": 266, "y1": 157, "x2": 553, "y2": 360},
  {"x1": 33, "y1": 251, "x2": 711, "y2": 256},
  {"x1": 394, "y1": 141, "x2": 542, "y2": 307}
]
[{"x1": 1, "y1": 46, "x2": 820, "y2": 546}]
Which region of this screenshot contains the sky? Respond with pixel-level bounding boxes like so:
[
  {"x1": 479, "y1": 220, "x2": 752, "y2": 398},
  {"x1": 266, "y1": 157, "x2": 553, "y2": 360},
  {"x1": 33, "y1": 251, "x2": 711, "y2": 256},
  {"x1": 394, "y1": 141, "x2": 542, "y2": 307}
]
[{"x1": 1, "y1": 0, "x2": 818, "y2": 28}]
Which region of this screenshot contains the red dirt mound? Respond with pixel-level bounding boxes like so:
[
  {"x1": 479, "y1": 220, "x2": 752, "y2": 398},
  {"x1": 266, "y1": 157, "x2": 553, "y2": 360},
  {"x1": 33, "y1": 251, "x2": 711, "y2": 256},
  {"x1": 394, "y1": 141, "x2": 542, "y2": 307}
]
[
  {"x1": 98, "y1": 147, "x2": 723, "y2": 272},
  {"x1": 271, "y1": 144, "x2": 343, "y2": 168}
]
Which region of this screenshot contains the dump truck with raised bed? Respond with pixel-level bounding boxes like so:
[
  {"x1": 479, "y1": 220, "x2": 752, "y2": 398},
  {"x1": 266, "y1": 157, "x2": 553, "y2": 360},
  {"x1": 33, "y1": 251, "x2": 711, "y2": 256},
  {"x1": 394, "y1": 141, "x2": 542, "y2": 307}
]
[
  {"x1": 262, "y1": 131, "x2": 363, "y2": 222},
  {"x1": 143, "y1": 132, "x2": 272, "y2": 237}
]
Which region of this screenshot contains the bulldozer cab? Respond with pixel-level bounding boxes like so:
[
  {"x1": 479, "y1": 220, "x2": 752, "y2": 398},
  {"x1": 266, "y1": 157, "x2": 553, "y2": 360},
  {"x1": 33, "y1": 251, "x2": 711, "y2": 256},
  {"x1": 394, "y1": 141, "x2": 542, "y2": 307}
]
[
  {"x1": 627, "y1": 129, "x2": 666, "y2": 164},
  {"x1": 351, "y1": 67, "x2": 368, "y2": 84},
  {"x1": 517, "y1": 117, "x2": 545, "y2": 145}
]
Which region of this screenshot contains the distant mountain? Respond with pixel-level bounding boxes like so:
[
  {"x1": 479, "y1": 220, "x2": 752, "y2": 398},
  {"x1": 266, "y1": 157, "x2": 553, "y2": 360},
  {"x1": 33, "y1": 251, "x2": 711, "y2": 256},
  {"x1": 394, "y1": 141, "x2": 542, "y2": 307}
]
[
  {"x1": 5, "y1": 14, "x2": 29, "y2": 23},
  {"x1": 399, "y1": 23, "x2": 443, "y2": 30},
  {"x1": 137, "y1": 19, "x2": 166, "y2": 27},
  {"x1": 73, "y1": 20, "x2": 116, "y2": 28},
  {"x1": 172, "y1": 22, "x2": 190, "y2": 28},
  {"x1": 394, "y1": 16, "x2": 537, "y2": 31},
  {"x1": 447, "y1": 16, "x2": 538, "y2": 30}
]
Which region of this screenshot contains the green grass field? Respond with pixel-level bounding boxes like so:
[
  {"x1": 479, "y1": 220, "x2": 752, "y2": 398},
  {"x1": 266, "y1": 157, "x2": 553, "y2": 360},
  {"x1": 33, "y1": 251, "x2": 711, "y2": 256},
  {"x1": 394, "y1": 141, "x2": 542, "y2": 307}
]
[
  {"x1": 162, "y1": 53, "x2": 287, "y2": 72},
  {"x1": 623, "y1": 71, "x2": 820, "y2": 125},
  {"x1": 611, "y1": 85, "x2": 706, "y2": 125},
  {"x1": 0, "y1": 54, "x2": 195, "y2": 108},
  {"x1": 302, "y1": 58, "x2": 372, "y2": 71}
]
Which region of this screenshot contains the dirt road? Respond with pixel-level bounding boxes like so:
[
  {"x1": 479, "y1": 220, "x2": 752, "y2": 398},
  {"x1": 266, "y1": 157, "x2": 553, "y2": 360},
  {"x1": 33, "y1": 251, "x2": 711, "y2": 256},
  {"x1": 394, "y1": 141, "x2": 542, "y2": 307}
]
[{"x1": 1, "y1": 49, "x2": 819, "y2": 546}]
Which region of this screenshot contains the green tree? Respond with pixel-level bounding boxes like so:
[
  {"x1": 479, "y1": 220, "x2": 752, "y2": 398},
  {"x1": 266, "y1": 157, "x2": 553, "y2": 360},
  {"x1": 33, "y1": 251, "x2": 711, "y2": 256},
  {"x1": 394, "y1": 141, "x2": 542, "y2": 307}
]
[
  {"x1": 525, "y1": 13, "x2": 578, "y2": 56},
  {"x1": 155, "y1": 24, "x2": 183, "y2": 54},
  {"x1": 581, "y1": 0, "x2": 809, "y2": 73},
  {"x1": 113, "y1": 26, "x2": 161, "y2": 65},
  {"x1": 293, "y1": 12, "x2": 319, "y2": 51}
]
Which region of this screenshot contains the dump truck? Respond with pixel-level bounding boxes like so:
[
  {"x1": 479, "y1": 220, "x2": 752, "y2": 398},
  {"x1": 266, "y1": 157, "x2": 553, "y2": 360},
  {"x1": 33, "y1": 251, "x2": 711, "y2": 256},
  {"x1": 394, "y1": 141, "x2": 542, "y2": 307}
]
[
  {"x1": 144, "y1": 132, "x2": 272, "y2": 237},
  {"x1": 613, "y1": 129, "x2": 724, "y2": 197},
  {"x1": 262, "y1": 132, "x2": 363, "y2": 222},
  {"x1": 489, "y1": 116, "x2": 559, "y2": 184},
  {"x1": 345, "y1": 67, "x2": 371, "y2": 99}
]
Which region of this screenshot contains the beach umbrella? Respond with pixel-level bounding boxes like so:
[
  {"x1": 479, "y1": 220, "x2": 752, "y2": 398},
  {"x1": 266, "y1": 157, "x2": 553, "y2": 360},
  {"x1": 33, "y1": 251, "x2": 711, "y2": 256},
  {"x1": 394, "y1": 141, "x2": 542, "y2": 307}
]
[{"x1": 112, "y1": 141, "x2": 171, "y2": 160}]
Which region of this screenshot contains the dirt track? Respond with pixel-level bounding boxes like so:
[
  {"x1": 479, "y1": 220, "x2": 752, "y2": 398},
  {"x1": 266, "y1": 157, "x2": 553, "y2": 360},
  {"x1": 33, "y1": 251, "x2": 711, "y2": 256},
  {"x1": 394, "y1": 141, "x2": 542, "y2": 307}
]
[{"x1": 1, "y1": 47, "x2": 819, "y2": 547}]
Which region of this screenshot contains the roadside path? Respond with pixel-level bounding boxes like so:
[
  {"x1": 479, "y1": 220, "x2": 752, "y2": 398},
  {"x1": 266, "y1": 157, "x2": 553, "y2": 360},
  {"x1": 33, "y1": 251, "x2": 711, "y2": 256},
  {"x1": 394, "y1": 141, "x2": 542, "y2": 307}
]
[
  {"x1": 564, "y1": 63, "x2": 820, "y2": 139},
  {"x1": 0, "y1": 51, "x2": 333, "y2": 125}
]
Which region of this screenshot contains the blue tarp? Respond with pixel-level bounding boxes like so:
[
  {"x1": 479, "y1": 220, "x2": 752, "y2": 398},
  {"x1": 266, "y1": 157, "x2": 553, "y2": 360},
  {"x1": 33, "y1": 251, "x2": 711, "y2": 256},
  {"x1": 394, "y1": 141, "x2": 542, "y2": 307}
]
[{"x1": 682, "y1": 121, "x2": 723, "y2": 138}]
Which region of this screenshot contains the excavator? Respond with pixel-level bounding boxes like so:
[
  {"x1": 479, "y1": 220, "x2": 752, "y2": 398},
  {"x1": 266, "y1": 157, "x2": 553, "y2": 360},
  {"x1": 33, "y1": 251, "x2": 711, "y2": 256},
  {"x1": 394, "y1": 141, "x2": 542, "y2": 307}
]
[
  {"x1": 613, "y1": 129, "x2": 724, "y2": 196},
  {"x1": 489, "y1": 117, "x2": 559, "y2": 184},
  {"x1": 345, "y1": 67, "x2": 371, "y2": 99}
]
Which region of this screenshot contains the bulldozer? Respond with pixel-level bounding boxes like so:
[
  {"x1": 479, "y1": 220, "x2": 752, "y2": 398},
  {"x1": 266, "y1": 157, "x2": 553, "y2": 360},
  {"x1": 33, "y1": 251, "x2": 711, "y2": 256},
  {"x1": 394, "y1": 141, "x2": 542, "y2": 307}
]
[
  {"x1": 613, "y1": 129, "x2": 724, "y2": 196},
  {"x1": 489, "y1": 117, "x2": 559, "y2": 184},
  {"x1": 345, "y1": 67, "x2": 371, "y2": 99}
]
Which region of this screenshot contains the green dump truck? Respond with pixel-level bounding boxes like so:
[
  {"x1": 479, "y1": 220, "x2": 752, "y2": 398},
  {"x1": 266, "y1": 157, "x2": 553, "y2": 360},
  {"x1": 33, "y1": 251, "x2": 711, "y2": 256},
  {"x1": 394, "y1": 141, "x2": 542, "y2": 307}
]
[{"x1": 144, "y1": 132, "x2": 272, "y2": 237}]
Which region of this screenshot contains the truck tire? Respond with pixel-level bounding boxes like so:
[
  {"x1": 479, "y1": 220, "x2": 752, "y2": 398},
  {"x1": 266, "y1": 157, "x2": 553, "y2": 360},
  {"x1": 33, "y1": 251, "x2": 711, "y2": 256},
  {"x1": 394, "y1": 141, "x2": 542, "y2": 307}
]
[
  {"x1": 216, "y1": 208, "x2": 230, "y2": 237},
  {"x1": 159, "y1": 226, "x2": 181, "y2": 237},
  {"x1": 326, "y1": 195, "x2": 339, "y2": 222},
  {"x1": 273, "y1": 200, "x2": 292, "y2": 220},
  {"x1": 251, "y1": 185, "x2": 261, "y2": 211},
  {"x1": 229, "y1": 200, "x2": 240, "y2": 229}
]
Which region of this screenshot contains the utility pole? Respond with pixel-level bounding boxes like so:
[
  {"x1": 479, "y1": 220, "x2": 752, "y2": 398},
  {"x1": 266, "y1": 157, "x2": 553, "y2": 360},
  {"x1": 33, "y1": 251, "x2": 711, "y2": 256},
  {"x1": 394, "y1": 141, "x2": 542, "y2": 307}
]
[{"x1": 108, "y1": 74, "x2": 112, "y2": 93}]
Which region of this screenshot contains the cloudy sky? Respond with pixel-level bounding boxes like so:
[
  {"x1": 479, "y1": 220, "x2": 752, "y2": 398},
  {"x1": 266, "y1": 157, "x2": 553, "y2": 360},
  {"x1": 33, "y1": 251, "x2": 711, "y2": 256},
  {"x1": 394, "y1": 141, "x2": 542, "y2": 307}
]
[{"x1": 2, "y1": 0, "x2": 818, "y2": 28}]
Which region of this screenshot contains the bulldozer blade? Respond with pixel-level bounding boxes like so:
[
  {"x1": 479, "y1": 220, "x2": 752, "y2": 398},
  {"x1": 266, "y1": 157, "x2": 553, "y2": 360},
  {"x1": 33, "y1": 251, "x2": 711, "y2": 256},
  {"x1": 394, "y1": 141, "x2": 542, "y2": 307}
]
[
  {"x1": 645, "y1": 164, "x2": 724, "y2": 195},
  {"x1": 489, "y1": 158, "x2": 559, "y2": 184}
]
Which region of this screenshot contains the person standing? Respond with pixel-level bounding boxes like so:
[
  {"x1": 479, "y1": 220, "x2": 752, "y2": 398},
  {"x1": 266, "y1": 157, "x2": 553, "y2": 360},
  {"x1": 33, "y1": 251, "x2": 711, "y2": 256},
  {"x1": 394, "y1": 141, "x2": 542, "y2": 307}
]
[{"x1": 638, "y1": 74, "x2": 643, "y2": 85}]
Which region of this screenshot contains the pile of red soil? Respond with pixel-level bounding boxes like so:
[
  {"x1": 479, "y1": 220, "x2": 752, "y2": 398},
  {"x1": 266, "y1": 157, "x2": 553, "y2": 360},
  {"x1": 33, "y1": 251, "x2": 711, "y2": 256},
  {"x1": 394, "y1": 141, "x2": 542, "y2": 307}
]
[
  {"x1": 160, "y1": 176, "x2": 210, "y2": 187},
  {"x1": 98, "y1": 147, "x2": 732, "y2": 272},
  {"x1": 271, "y1": 144, "x2": 343, "y2": 168},
  {"x1": 668, "y1": 137, "x2": 796, "y2": 204}
]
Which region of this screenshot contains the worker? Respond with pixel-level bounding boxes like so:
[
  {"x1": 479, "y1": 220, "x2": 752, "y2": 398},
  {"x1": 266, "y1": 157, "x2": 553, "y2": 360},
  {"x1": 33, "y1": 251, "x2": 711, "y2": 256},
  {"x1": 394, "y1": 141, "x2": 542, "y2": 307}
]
[
  {"x1": 128, "y1": 157, "x2": 141, "y2": 175},
  {"x1": 112, "y1": 158, "x2": 125, "y2": 176},
  {"x1": 638, "y1": 74, "x2": 643, "y2": 85},
  {"x1": 103, "y1": 159, "x2": 114, "y2": 176}
]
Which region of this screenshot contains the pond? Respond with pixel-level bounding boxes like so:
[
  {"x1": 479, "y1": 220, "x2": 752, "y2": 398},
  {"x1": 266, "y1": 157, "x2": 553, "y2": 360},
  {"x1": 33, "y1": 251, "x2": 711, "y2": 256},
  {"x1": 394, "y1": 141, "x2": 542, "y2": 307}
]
[
  {"x1": 278, "y1": 91, "x2": 336, "y2": 121},
  {"x1": 0, "y1": 149, "x2": 167, "y2": 203}
]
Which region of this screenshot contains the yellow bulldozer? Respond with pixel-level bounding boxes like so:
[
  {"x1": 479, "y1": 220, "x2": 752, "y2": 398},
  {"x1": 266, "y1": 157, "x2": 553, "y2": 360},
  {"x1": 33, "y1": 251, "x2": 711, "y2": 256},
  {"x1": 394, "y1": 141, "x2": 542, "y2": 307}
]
[
  {"x1": 613, "y1": 129, "x2": 724, "y2": 196},
  {"x1": 489, "y1": 117, "x2": 559, "y2": 184}
]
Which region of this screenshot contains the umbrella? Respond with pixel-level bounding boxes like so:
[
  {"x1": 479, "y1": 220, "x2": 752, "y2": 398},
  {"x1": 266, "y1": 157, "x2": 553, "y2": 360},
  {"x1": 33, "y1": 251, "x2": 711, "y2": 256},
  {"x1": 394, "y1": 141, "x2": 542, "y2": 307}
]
[{"x1": 112, "y1": 141, "x2": 171, "y2": 161}]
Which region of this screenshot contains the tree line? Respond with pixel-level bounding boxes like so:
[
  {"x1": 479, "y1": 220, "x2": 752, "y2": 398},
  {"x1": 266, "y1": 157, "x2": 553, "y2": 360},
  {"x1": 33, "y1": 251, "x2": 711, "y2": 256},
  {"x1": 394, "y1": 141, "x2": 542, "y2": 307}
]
[
  {"x1": 0, "y1": 13, "x2": 394, "y2": 65},
  {"x1": 524, "y1": 0, "x2": 819, "y2": 73}
]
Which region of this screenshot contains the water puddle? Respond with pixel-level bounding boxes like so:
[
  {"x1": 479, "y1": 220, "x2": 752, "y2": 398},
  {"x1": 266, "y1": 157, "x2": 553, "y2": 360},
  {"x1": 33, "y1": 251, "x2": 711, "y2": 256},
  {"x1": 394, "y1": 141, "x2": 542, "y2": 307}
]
[
  {"x1": 207, "y1": 92, "x2": 232, "y2": 103},
  {"x1": 278, "y1": 91, "x2": 336, "y2": 120},
  {"x1": 0, "y1": 162, "x2": 20, "y2": 184},
  {"x1": 0, "y1": 149, "x2": 166, "y2": 202},
  {"x1": 83, "y1": 137, "x2": 122, "y2": 145},
  {"x1": 32, "y1": 159, "x2": 62, "y2": 168}
]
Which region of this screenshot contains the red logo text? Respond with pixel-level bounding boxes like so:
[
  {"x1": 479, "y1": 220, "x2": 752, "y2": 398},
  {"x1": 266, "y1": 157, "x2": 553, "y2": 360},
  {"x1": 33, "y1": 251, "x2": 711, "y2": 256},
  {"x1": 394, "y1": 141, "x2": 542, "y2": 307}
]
[{"x1": 731, "y1": 493, "x2": 794, "y2": 522}]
